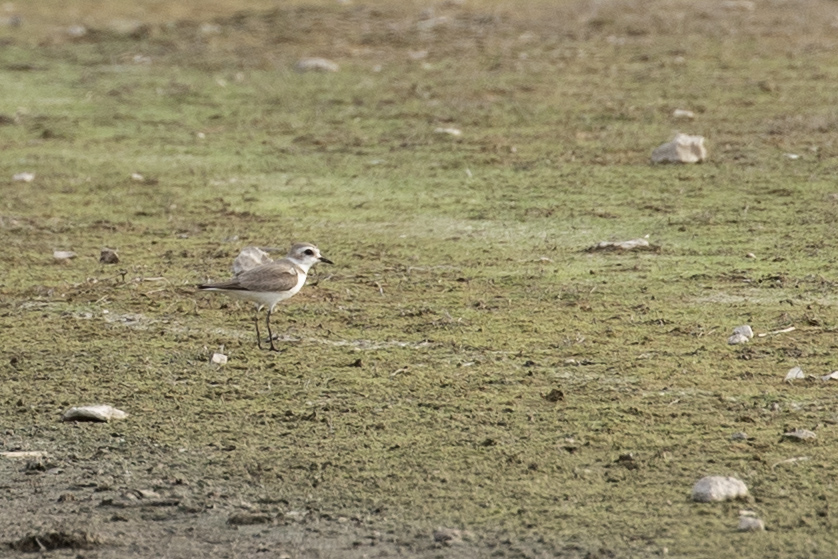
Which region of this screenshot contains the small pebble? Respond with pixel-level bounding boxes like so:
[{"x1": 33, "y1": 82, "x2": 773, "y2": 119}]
[
  {"x1": 784, "y1": 366, "x2": 804, "y2": 382},
  {"x1": 53, "y1": 250, "x2": 77, "y2": 261},
  {"x1": 738, "y1": 512, "x2": 765, "y2": 532},
  {"x1": 295, "y1": 57, "x2": 339, "y2": 72},
  {"x1": 13, "y1": 172, "x2": 35, "y2": 182},
  {"x1": 730, "y1": 432, "x2": 749, "y2": 441},
  {"x1": 211, "y1": 353, "x2": 228, "y2": 365},
  {"x1": 672, "y1": 109, "x2": 695, "y2": 120},
  {"x1": 434, "y1": 127, "x2": 462, "y2": 136},
  {"x1": 782, "y1": 429, "x2": 816, "y2": 442},
  {"x1": 99, "y1": 248, "x2": 119, "y2": 264},
  {"x1": 651, "y1": 133, "x2": 707, "y2": 164},
  {"x1": 62, "y1": 405, "x2": 128, "y2": 422},
  {"x1": 732, "y1": 325, "x2": 754, "y2": 339},
  {"x1": 821, "y1": 371, "x2": 838, "y2": 381},
  {"x1": 588, "y1": 238, "x2": 656, "y2": 252},
  {"x1": 691, "y1": 476, "x2": 749, "y2": 502},
  {"x1": 728, "y1": 332, "x2": 750, "y2": 345}
]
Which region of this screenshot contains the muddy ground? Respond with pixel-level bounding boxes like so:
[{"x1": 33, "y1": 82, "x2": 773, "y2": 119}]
[{"x1": 3, "y1": 0, "x2": 838, "y2": 557}]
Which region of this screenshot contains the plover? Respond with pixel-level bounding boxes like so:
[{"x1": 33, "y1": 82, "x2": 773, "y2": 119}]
[{"x1": 197, "y1": 242, "x2": 332, "y2": 351}]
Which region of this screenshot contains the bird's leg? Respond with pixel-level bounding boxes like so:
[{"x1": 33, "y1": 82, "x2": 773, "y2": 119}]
[
  {"x1": 254, "y1": 306, "x2": 263, "y2": 350},
  {"x1": 267, "y1": 308, "x2": 280, "y2": 352}
]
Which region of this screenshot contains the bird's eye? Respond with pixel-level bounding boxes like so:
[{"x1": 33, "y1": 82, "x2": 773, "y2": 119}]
[{"x1": 304, "y1": 249, "x2": 314, "y2": 256}]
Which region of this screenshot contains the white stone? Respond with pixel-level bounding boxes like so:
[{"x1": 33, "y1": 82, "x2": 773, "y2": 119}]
[
  {"x1": 784, "y1": 366, "x2": 804, "y2": 382},
  {"x1": 211, "y1": 353, "x2": 228, "y2": 365},
  {"x1": 672, "y1": 109, "x2": 695, "y2": 120},
  {"x1": 53, "y1": 250, "x2": 77, "y2": 260},
  {"x1": 13, "y1": 172, "x2": 35, "y2": 182},
  {"x1": 295, "y1": 58, "x2": 339, "y2": 72},
  {"x1": 822, "y1": 371, "x2": 838, "y2": 381},
  {"x1": 233, "y1": 246, "x2": 272, "y2": 276},
  {"x1": 738, "y1": 513, "x2": 765, "y2": 532},
  {"x1": 590, "y1": 238, "x2": 654, "y2": 251},
  {"x1": 783, "y1": 429, "x2": 816, "y2": 441},
  {"x1": 434, "y1": 127, "x2": 462, "y2": 136},
  {"x1": 67, "y1": 25, "x2": 87, "y2": 38},
  {"x1": 732, "y1": 325, "x2": 754, "y2": 339},
  {"x1": 131, "y1": 172, "x2": 145, "y2": 181},
  {"x1": 728, "y1": 332, "x2": 750, "y2": 345},
  {"x1": 62, "y1": 405, "x2": 128, "y2": 422},
  {"x1": 651, "y1": 133, "x2": 707, "y2": 164},
  {"x1": 691, "y1": 476, "x2": 749, "y2": 502}
]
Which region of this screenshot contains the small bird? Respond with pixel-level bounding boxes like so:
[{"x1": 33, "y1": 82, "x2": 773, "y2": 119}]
[{"x1": 197, "y1": 242, "x2": 333, "y2": 351}]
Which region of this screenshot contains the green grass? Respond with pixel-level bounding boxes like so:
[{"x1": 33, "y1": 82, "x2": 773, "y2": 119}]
[{"x1": 3, "y1": 1, "x2": 838, "y2": 556}]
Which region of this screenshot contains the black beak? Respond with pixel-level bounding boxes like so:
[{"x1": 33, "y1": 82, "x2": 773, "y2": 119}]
[{"x1": 319, "y1": 256, "x2": 334, "y2": 265}]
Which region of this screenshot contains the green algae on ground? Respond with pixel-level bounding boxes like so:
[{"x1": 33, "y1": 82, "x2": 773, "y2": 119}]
[{"x1": 2, "y1": 1, "x2": 838, "y2": 557}]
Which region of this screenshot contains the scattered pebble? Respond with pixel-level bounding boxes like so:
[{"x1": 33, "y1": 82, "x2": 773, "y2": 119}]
[
  {"x1": 782, "y1": 429, "x2": 816, "y2": 442},
  {"x1": 784, "y1": 153, "x2": 801, "y2": 160},
  {"x1": 821, "y1": 371, "x2": 838, "y2": 381},
  {"x1": 691, "y1": 476, "x2": 749, "y2": 502},
  {"x1": 745, "y1": 252, "x2": 756, "y2": 258},
  {"x1": 211, "y1": 353, "x2": 228, "y2": 365},
  {"x1": 784, "y1": 366, "x2": 804, "y2": 382},
  {"x1": 99, "y1": 247, "x2": 119, "y2": 264},
  {"x1": 62, "y1": 405, "x2": 128, "y2": 423},
  {"x1": 728, "y1": 332, "x2": 749, "y2": 345},
  {"x1": 434, "y1": 127, "x2": 462, "y2": 136},
  {"x1": 738, "y1": 511, "x2": 765, "y2": 532},
  {"x1": 66, "y1": 25, "x2": 87, "y2": 38},
  {"x1": 131, "y1": 172, "x2": 145, "y2": 181},
  {"x1": 13, "y1": 172, "x2": 35, "y2": 182},
  {"x1": 587, "y1": 238, "x2": 658, "y2": 252},
  {"x1": 295, "y1": 57, "x2": 339, "y2": 72},
  {"x1": 672, "y1": 109, "x2": 695, "y2": 120},
  {"x1": 730, "y1": 432, "x2": 749, "y2": 441},
  {"x1": 651, "y1": 133, "x2": 707, "y2": 164},
  {"x1": 728, "y1": 325, "x2": 753, "y2": 345},
  {"x1": 233, "y1": 246, "x2": 272, "y2": 275},
  {"x1": 53, "y1": 250, "x2": 77, "y2": 261}
]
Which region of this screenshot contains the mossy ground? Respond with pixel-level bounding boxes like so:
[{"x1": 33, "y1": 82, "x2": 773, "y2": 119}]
[{"x1": 2, "y1": 1, "x2": 838, "y2": 557}]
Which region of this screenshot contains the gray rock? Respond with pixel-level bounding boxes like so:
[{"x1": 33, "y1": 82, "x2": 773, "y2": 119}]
[
  {"x1": 651, "y1": 133, "x2": 707, "y2": 164},
  {"x1": 782, "y1": 429, "x2": 816, "y2": 442},
  {"x1": 738, "y1": 512, "x2": 765, "y2": 532},
  {"x1": 784, "y1": 366, "x2": 804, "y2": 382},
  {"x1": 691, "y1": 476, "x2": 749, "y2": 502},
  {"x1": 295, "y1": 58, "x2": 339, "y2": 72},
  {"x1": 62, "y1": 405, "x2": 128, "y2": 422}
]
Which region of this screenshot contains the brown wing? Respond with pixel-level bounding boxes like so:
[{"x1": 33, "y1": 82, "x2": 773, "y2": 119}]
[{"x1": 233, "y1": 259, "x2": 300, "y2": 292}]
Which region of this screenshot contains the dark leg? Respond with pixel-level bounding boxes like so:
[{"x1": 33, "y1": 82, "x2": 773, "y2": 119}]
[
  {"x1": 254, "y1": 308, "x2": 263, "y2": 350},
  {"x1": 267, "y1": 308, "x2": 280, "y2": 352}
]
